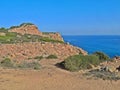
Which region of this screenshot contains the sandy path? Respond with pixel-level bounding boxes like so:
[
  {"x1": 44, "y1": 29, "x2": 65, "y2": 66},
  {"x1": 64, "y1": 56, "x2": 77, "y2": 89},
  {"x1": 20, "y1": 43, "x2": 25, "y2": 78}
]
[{"x1": 0, "y1": 59, "x2": 120, "y2": 90}]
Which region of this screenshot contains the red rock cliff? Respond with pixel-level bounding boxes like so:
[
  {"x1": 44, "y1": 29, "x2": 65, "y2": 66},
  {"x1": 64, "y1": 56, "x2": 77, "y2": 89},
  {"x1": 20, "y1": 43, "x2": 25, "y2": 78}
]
[
  {"x1": 9, "y1": 24, "x2": 42, "y2": 35},
  {"x1": 9, "y1": 24, "x2": 64, "y2": 41},
  {"x1": 0, "y1": 42, "x2": 87, "y2": 61}
]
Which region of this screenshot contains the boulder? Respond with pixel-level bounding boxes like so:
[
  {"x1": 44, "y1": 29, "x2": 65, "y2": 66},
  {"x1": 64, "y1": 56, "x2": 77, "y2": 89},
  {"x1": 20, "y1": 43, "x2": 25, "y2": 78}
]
[{"x1": 99, "y1": 66, "x2": 116, "y2": 73}]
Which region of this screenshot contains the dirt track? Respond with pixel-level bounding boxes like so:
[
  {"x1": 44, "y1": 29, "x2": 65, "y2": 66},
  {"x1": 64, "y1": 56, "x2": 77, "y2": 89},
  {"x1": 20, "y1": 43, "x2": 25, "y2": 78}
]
[{"x1": 0, "y1": 59, "x2": 120, "y2": 90}]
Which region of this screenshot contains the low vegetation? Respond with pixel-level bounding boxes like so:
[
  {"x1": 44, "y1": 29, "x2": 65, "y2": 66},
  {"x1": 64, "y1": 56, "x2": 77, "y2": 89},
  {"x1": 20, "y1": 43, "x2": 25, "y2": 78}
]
[
  {"x1": 0, "y1": 32, "x2": 18, "y2": 44},
  {"x1": 0, "y1": 58, "x2": 14, "y2": 68},
  {"x1": 34, "y1": 56, "x2": 43, "y2": 61},
  {"x1": 0, "y1": 23, "x2": 64, "y2": 44},
  {"x1": 32, "y1": 54, "x2": 58, "y2": 60},
  {"x1": 42, "y1": 32, "x2": 57, "y2": 35},
  {"x1": 84, "y1": 69, "x2": 120, "y2": 81},
  {"x1": 61, "y1": 55, "x2": 100, "y2": 71},
  {"x1": 40, "y1": 37, "x2": 64, "y2": 43},
  {"x1": 0, "y1": 58, "x2": 41, "y2": 70},
  {"x1": 9, "y1": 23, "x2": 34, "y2": 29},
  {"x1": 46, "y1": 55, "x2": 58, "y2": 59},
  {"x1": 0, "y1": 32, "x2": 64, "y2": 44},
  {"x1": 19, "y1": 23, "x2": 34, "y2": 27},
  {"x1": 93, "y1": 51, "x2": 110, "y2": 62},
  {"x1": 18, "y1": 61, "x2": 41, "y2": 70},
  {"x1": 0, "y1": 27, "x2": 8, "y2": 32},
  {"x1": 0, "y1": 54, "x2": 57, "y2": 69},
  {"x1": 60, "y1": 52, "x2": 110, "y2": 72}
]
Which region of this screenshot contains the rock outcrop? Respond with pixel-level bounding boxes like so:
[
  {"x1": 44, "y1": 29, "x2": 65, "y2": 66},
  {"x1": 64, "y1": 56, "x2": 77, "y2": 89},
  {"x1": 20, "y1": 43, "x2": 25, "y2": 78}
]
[
  {"x1": 42, "y1": 32, "x2": 64, "y2": 41},
  {"x1": 9, "y1": 24, "x2": 42, "y2": 36},
  {"x1": 0, "y1": 42, "x2": 87, "y2": 61},
  {"x1": 0, "y1": 23, "x2": 88, "y2": 61},
  {"x1": 98, "y1": 57, "x2": 120, "y2": 72},
  {"x1": 9, "y1": 23, "x2": 64, "y2": 41}
]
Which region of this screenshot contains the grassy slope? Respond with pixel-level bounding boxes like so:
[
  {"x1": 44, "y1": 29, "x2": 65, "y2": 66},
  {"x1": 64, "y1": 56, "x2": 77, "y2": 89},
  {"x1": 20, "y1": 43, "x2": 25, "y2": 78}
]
[{"x1": 0, "y1": 30, "x2": 64, "y2": 44}]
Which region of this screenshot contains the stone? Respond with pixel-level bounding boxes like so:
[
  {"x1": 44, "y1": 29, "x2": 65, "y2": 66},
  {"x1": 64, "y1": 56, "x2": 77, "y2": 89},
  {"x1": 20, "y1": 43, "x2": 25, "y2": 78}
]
[
  {"x1": 107, "y1": 66, "x2": 116, "y2": 73},
  {"x1": 99, "y1": 66, "x2": 116, "y2": 73}
]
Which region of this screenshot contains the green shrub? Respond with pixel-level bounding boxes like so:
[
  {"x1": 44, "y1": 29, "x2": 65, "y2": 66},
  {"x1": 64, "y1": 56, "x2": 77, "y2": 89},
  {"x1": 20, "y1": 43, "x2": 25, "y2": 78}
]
[
  {"x1": 63, "y1": 56, "x2": 82, "y2": 71},
  {"x1": 0, "y1": 58, "x2": 41, "y2": 70},
  {"x1": 84, "y1": 69, "x2": 120, "y2": 81},
  {"x1": 0, "y1": 58, "x2": 14, "y2": 68},
  {"x1": 9, "y1": 23, "x2": 34, "y2": 29},
  {"x1": 42, "y1": 32, "x2": 56, "y2": 35},
  {"x1": 0, "y1": 27, "x2": 8, "y2": 32},
  {"x1": 34, "y1": 56, "x2": 43, "y2": 60},
  {"x1": 20, "y1": 23, "x2": 34, "y2": 26},
  {"x1": 0, "y1": 29, "x2": 64, "y2": 44},
  {"x1": 46, "y1": 55, "x2": 58, "y2": 59},
  {"x1": 93, "y1": 51, "x2": 110, "y2": 62},
  {"x1": 6, "y1": 32, "x2": 17, "y2": 37},
  {"x1": 9, "y1": 26, "x2": 19, "y2": 29},
  {"x1": 40, "y1": 37, "x2": 64, "y2": 43},
  {"x1": 28, "y1": 57, "x2": 33, "y2": 60},
  {"x1": 63, "y1": 55, "x2": 100, "y2": 72},
  {"x1": 18, "y1": 61, "x2": 41, "y2": 70}
]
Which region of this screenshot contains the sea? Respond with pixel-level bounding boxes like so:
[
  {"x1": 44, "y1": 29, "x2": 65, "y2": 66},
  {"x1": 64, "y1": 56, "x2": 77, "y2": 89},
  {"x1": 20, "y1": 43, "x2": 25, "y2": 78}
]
[{"x1": 63, "y1": 35, "x2": 120, "y2": 58}]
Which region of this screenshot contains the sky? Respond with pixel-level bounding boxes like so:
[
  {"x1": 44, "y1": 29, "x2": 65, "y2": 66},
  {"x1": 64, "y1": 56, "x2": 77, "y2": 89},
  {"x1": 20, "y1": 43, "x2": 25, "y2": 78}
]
[{"x1": 0, "y1": 0, "x2": 120, "y2": 35}]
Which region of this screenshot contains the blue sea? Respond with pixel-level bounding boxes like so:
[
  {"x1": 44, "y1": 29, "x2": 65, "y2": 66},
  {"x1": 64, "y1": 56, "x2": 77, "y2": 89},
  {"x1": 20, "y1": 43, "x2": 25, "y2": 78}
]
[{"x1": 63, "y1": 35, "x2": 120, "y2": 57}]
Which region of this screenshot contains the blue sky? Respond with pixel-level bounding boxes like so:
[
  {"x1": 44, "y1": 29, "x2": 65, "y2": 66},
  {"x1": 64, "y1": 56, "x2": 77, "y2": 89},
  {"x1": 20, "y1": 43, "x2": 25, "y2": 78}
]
[{"x1": 0, "y1": 0, "x2": 120, "y2": 35}]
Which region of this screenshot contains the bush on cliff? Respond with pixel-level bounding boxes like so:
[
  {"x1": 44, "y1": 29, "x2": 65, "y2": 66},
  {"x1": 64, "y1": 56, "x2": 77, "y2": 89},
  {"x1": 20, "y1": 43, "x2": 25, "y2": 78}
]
[
  {"x1": 0, "y1": 33, "x2": 64, "y2": 44},
  {"x1": 9, "y1": 26, "x2": 20, "y2": 29},
  {"x1": 0, "y1": 32, "x2": 18, "y2": 44},
  {"x1": 40, "y1": 37, "x2": 64, "y2": 43},
  {"x1": 0, "y1": 27, "x2": 8, "y2": 32},
  {"x1": 62, "y1": 55, "x2": 100, "y2": 72},
  {"x1": 20, "y1": 23, "x2": 34, "y2": 27},
  {"x1": 46, "y1": 55, "x2": 58, "y2": 59},
  {"x1": 9, "y1": 23, "x2": 34, "y2": 29},
  {"x1": 0, "y1": 58, "x2": 14, "y2": 68},
  {"x1": 34, "y1": 56, "x2": 43, "y2": 61},
  {"x1": 93, "y1": 51, "x2": 110, "y2": 62}
]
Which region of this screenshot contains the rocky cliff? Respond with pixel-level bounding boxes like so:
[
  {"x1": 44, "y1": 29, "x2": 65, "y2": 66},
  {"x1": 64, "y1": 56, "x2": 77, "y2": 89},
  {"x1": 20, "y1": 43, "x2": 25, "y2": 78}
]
[
  {"x1": 9, "y1": 23, "x2": 63, "y2": 41},
  {"x1": 0, "y1": 42, "x2": 87, "y2": 61},
  {"x1": 0, "y1": 23, "x2": 87, "y2": 61},
  {"x1": 42, "y1": 32, "x2": 64, "y2": 41},
  {"x1": 9, "y1": 24, "x2": 42, "y2": 36}
]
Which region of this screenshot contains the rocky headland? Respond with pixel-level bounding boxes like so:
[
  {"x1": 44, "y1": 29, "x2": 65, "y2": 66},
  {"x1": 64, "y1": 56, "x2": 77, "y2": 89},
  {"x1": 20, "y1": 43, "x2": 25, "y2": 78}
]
[
  {"x1": 0, "y1": 23, "x2": 120, "y2": 90},
  {"x1": 0, "y1": 23, "x2": 87, "y2": 61}
]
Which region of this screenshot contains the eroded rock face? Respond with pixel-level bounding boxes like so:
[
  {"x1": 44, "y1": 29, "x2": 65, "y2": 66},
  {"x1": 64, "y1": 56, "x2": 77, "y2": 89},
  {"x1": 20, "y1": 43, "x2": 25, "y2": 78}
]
[
  {"x1": 4, "y1": 23, "x2": 87, "y2": 61},
  {"x1": 0, "y1": 42, "x2": 87, "y2": 61},
  {"x1": 8, "y1": 24, "x2": 64, "y2": 41},
  {"x1": 9, "y1": 24, "x2": 42, "y2": 35},
  {"x1": 42, "y1": 33, "x2": 64, "y2": 41}
]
